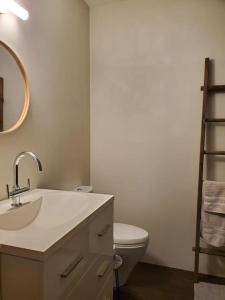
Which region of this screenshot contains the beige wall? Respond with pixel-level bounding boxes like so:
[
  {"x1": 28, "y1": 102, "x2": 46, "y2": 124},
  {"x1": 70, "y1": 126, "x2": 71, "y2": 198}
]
[
  {"x1": 90, "y1": 0, "x2": 225, "y2": 274},
  {"x1": 0, "y1": 0, "x2": 90, "y2": 199}
]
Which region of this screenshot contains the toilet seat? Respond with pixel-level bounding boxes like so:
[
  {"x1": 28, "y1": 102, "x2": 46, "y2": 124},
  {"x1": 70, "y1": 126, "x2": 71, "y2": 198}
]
[
  {"x1": 114, "y1": 223, "x2": 149, "y2": 245},
  {"x1": 114, "y1": 243, "x2": 146, "y2": 249}
]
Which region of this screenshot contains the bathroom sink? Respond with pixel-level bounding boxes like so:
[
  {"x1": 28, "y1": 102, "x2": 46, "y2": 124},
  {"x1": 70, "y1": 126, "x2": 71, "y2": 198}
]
[
  {"x1": 0, "y1": 190, "x2": 98, "y2": 230},
  {"x1": 0, "y1": 189, "x2": 113, "y2": 254},
  {"x1": 31, "y1": 191, "x2": 91, "y2": 229},
  {"x1": 0, "y1": 196, "x2": 42, "y2": 230}
]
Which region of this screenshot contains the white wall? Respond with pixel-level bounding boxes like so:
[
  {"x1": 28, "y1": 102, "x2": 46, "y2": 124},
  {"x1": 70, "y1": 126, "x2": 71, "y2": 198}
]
[
  {"x1": 0, "y1": 0, "x2": 90, "y2": 199},
  {"x1": 90, "y1": 0, "x2": 225, "y2": 274}
]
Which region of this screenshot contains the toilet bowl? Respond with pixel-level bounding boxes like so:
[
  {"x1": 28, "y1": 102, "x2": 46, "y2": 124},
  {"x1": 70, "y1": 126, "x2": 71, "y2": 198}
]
[
  {"x1": 73, "y1": 186, "x2": 149, "y2": 287},
  {"x1": 114, "y1": 223, "x2": 149, "y2": 287}
]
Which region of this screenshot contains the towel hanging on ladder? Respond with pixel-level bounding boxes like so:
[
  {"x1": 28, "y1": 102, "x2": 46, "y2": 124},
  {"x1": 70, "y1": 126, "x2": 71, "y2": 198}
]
[{"x1": 202, "y1": 180, "x2": 225, "y2": 248}]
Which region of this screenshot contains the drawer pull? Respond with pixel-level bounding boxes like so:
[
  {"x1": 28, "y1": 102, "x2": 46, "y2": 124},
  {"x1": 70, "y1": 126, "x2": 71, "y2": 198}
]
[
  {"x1": 97, "y1": 261, "x2": 110, "y2": 278},
  {"x1": 60, "y1": 256, "x2": 84, "y2": 278},
  {"x1": 97, "y1": 224, "x2": 111, "y2": 237}
]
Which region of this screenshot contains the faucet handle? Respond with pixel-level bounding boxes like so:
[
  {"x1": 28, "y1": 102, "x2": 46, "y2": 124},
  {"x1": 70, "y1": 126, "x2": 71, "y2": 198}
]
[
  {"x1": 6, "y1": 179, "x2": 31, "y2": 200},
  {"x1": 6, "y1": 184, "x2": 17, "y2": 199}
]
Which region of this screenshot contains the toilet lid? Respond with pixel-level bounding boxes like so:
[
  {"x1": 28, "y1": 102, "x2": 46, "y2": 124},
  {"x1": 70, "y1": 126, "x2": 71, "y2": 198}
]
[{"x1": 114, "y1": 223, "x2": 149, "y2": 245}]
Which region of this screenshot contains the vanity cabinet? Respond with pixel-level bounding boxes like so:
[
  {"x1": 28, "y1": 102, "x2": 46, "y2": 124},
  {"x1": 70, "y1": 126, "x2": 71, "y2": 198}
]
[{"x1": 0, "y1": 201, "x2": 113, "y2": 300}]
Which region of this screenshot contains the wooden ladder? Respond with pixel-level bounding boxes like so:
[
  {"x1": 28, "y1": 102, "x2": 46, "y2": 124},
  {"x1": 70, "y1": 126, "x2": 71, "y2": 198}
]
[{"x1": 193, "y1": 57, "x2": 225, "y2": 283}]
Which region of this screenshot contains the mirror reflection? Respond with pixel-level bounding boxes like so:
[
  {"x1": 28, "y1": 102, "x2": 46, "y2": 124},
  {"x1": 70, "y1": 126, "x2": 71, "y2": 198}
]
[{"x1": 0, "y1": 44, "x2": 25, "y2": 132}]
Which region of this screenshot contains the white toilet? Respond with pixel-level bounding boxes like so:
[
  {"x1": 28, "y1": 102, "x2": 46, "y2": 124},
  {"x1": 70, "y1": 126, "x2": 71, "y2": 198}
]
[
  {"x1": 114, "y1": 223, "x2": 149, "y2": 286},
  {"x1": 73, "y1": 186, "x2": 149, "y2": 286}
]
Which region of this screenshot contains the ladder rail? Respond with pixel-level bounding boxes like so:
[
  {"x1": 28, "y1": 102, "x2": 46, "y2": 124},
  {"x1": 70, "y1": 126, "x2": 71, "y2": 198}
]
[{"x1": 194, "y1": 58, "x2": 210, "y2": 282}]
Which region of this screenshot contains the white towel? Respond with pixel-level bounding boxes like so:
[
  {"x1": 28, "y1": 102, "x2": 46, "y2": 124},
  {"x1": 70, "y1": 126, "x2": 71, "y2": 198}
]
[
  {"x1": 202, "y1": 181, "x2": 225, "y2": 247},
  {"x1": 195, "y1": 282, "x2": 225, "y2": 300},
  {"x1": 203, "y1": 181, "x2": 225, "y2": 214}
]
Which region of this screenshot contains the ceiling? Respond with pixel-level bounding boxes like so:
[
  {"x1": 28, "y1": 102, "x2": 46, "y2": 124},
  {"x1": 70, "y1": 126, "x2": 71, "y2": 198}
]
[{"x1": 84, "y1": 0, "x2": 122, "y2": 7}]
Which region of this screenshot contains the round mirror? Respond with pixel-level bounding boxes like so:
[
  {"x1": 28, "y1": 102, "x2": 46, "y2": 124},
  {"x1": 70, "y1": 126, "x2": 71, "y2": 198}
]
[{"x1": 0, "y1": 41, "x2": 30, "y2": 134}]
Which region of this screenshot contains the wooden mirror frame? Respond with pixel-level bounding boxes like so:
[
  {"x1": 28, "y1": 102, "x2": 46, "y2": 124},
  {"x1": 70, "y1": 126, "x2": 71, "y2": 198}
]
[{"x1": 0, "y1": 40, "x2": 30, "y2": 134}]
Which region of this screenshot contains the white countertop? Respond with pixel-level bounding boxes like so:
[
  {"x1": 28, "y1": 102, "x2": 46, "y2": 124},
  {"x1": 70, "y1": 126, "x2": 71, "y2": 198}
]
[{"x1": 0, "y1": 189, "x2": 113, "y2": 259}]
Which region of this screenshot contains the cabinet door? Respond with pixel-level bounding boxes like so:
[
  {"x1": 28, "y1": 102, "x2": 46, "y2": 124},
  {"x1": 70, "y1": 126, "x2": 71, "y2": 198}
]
[
  {"x1": 1, "y1": 254, "x2": 43, "y2": 300},
  {"x1": 89, "y1": 203, "x2": 113, "y2": 257},
  {"x1": 65, "y1": 256, "x2": 112, "y2": 300},
  {"x1": 96, "y1": 273, "x2": 113, "y2": 300},
  {"x1": 44, "y1": 225, "x2": 95, "y2": 300}
]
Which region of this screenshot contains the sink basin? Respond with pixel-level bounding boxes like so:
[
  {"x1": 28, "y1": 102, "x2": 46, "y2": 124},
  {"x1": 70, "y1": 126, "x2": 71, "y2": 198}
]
[
  {"x1": 0, "y1": 196, "x2": 42, "y2": 230},
  {"x1": 0, "y1": 191, "x2": 93, "y2": 230},
  {"x1": 32, "y1": 191, "x2": 91, "y2": 229}
]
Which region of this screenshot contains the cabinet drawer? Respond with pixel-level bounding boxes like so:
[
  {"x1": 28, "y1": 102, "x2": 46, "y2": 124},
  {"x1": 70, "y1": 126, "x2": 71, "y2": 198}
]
[
  {"x1": 96, "y1": 273, "x2": 113, "y2": 300},
  {"x1": 89, "y1": 203, "x2": 113, "y2": 257},
  {"x1": 44, "y1": 225, "x2": 95, "y2": 300},
  {"x1": 66, "y1": 256, "x2": 113, "y2": 300}
]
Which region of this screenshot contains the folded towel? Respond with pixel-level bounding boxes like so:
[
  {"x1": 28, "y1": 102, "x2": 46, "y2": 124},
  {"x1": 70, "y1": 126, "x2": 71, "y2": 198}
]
[
  {"x1": 202, "y1": 181, "x2": 225, "y2": 247},
  {"x1": 201, "y1": 211, "x2": 225, "y2": 247},
  {"x1": 203, "y1": 181, "x2": 225, "y2": 214}
]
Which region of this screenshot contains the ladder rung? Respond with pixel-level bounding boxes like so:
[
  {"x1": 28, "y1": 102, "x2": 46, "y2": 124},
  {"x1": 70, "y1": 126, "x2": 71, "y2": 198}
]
[
  {"x1": 198, "y1": 274, "x2": 225, "y2": 285},
  {"x1": 193, "y1": 247, "x2": 225, "y2": 257},
  {"x1": 204, "y1": 151, "x2": 225, "y2": 155},
  {"x1": 201, "y1": 85, "x2": 225, "y2": 92},
  {"x1": 205, "y1": 118, "x2": 225, "y2": 123}
]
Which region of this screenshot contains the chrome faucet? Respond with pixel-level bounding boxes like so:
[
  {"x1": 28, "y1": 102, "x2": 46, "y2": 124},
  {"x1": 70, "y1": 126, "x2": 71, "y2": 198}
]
[{"x1": 7, "y1": 152, "x2": 43, "y2": 207}]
